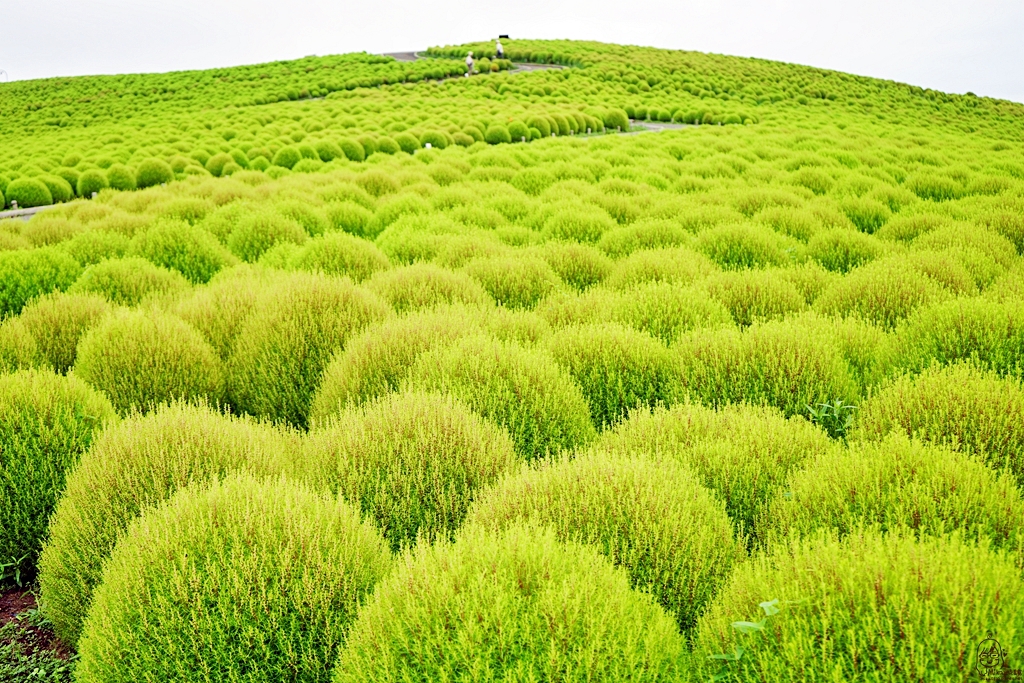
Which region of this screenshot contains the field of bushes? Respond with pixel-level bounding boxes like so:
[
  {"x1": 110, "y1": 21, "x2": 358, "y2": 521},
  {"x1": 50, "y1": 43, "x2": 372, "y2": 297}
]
[{"x1": 1, "y1": 37, "x2": 1023, "y2": 681}]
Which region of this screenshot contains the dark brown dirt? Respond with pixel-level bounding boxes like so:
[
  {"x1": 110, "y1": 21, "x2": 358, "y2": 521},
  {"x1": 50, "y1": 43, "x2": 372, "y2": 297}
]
[{"x1": 0, "y1": 588, "x2": 73, "y2": 661}]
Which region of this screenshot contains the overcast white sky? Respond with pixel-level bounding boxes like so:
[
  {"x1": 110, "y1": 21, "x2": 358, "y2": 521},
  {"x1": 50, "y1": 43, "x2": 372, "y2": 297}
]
[{"x1": 2, "y1": 0, "x2": 1022, "y2": 103}]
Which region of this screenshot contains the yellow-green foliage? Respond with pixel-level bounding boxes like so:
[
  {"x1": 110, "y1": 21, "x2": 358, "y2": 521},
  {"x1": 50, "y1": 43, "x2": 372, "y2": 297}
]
[
  {"x1": 333, "y1": 524, "x2": 685, "y2": 682},
  {"x1": 128, "y1": 219, "x2": 237, "y2": 283},
  {"x1": 310, "y1": 306, "x2": 481, "y2": 420},
  {"x1": 701, "y1": 268, "x2": 806, "y2": 326},
  {"x1": 595, "y1": 402, "x2": 832, "y2": 543},
  {"x1": 0, "y1": 370, "x2": 114, "y2": 584},
  {"x1": 405, "y1": 334, "x2": 597, "y2": 459},
  {"x1": 226, "y1": 272, "x2": 388, "y2": 427},
  {"x1": 299, "y1": 391, "x2": 520, "y2": 550},
  {"x1": 466, "y1": 451, "x2": 740, "y2": 633},
  {"x1": 76, "y1": 475, "x2": 392, "y2": 683},
  {"x1": 0, "y1": 318, "x2": 42, "y2": 373},
  {"x1": 38, "y1": 402, "x2": 295, "y2": 645},
  {"x1": 0, "y1": 247, "x2": 82, "y2": 317},
  {"x1": 605, "y1": 246, "x2": 717, "y2": 290},
  {"x1": 613, "y1": 282, "x2": 734, "y2": 344},
  {"x1": 75, "y1": 309, "x2": 222, "y2": 414},
  {"x1": 763, "y1": 435, "x2": 1024, "y2": 566},
  {"x1": 893, "y1": 296, "x2": 1024, "y2": 376},
  {"x1": 69, "y1": 256, "x2": 190, "y2": 307},
  {"x1": 854, "y1": 363, "x2": 1024, "y2": 486},
  {"x1": 462, "y1": 253, "x2": 561, "y2": 309},
  {"x1": 673, "y1": 318, "x2": 858, "y2": 418},
  {"x1": 363, "y1": 262, "x2": 492, "y2": 312},
  {"x1": 17, "y1": 291, "x2": 111, "y2": 373},
  {"x1": 283, "y1": 231, "x2": 391, "y2": 282},
  {"x1": 692, "y1": 530, "x2": 1024, "y2": 683},
  {"x1": 544, "y1": 322, "x2": 674, "y2": 429},
  {"x1": 535, "y1": 240, "x2": 613, "y2": 290}
]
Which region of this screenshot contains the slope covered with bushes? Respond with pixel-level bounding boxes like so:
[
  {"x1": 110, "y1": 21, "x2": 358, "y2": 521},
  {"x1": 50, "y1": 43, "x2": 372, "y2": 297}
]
[{"x1": 0, "y1": 37, "x2": 1021, "y2": 681}]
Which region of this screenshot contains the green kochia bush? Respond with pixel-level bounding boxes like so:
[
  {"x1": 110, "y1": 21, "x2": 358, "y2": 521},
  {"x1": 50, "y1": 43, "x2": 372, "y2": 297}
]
[
  {"x1": 69, "y1": 256, "x2": 189, "y2": 307},
  {"x1": 545, "y1": 323, "x2": 675, "y2": 429},
  {"x1": 763, "y1": 434, "x2": 1024, "y2": 566},
  {"x1": 605, "y1": 246, "x2": 718, "y2": 290},
  {"x1": 75, "y1": 475, "x2": 392, "y2": 683},
  {"x1": 75, "y1": 310, "x2": 223, "y2": 414},
  {"x1": 129, "y1": 220, "x2": 238, "y2": 283},
  {"x1": 466, "y1": 451, "x2": 740, "y2": 634},
  {"x1": 0, "y1": 247, "x2": 82, "y2": 316},
  {"x1": 76, "y1": 169, "x2": 109, "y2": 197},
  {"x1": 105, "y1": 164, "x2": 136, "y2": 191},
  {"x1": 405, "y1": 335, "x2": 596, "y2": 459},
  {"x1": 854, "y1": 363, "x2": 1024, "y2": 487},
  {"x1": 0, "y1": 370, "x2": 115, "y2": 585},
  {"x1": 38, "y1": 402, "x2": 296, "y2": 646},
  {"x1": 673, "y1": 318, "x2": 858, "y2": 419},
  {"x1": 612, "y1": 282, "x2": 733, "y2": 344},
  {"x1": 227, "y1": 272, "x2": 388, "y2": 428},
  {"x1": 5, "y1": 177, "x2": 53, "y2": 208},
  {"x1": 299, "y1": 391, "x2": 520, "y2": 550},
  {"x1": 310, "y1": 306, "x2": 481, "y2": 420},
  {"x1": 691, "y1": 530, "x2": 1024, "y2": 682},
  {"x1": 462, "y1": 254, "x2": 561, "y2": 309},
  {"x1": 594, "y1": 402, "x2": 832, "y2": 544},
  {"x1": 227, "y1": 210, "x2": 308, "y2": 262},
  {"x1": 364, "y1": 262, "x2": 491, "y2": 312},
  {"x1": 332, "y1": 524, "x2": 685, "y2": 683},
  {"x1": 18, "y1": 292, "x2": 111, "y2": 373},
  {"x1": 134, "y1": 158, "x2": 174, "y2": 189},
  {"x1": 287, "y1": 231, "x2": 390, "y2": 282},
  {"x1": 0, "y1": 318, "x2": 42, "y2": 373},
  {"x1": 893, "y1": 297, "x2": 1024, "y2": 377}
]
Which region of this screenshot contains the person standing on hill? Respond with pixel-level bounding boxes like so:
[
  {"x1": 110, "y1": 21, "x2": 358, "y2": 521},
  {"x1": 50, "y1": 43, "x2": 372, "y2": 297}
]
[
  {"x1": 496, "y1": 40, "x2": 504, "y2": 60},
  {"x1": 465, "y1": 51, "x2": 474, "y2": 77}
]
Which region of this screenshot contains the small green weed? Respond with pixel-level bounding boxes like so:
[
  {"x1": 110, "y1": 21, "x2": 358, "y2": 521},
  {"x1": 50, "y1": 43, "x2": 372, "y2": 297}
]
[{"x1": 806, "y1": 397, "x2": 857, "y2": 439}]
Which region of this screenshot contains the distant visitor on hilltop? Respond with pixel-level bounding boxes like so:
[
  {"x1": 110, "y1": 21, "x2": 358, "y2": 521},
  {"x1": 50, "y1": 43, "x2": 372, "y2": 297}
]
[
  {"x1": 496, "y1": 39, "x2": 504, "y2": 59},
  {"x1": 465, "y1": 51, "x2": 474, "y2": 77}
]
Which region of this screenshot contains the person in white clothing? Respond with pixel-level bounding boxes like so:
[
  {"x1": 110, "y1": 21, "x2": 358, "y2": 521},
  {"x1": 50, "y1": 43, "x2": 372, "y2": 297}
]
[
  {"x1": 465, "y1": 51, "x2": 474, "y2": 77},
  {"x1": 495, "y1": 40, "x2": 504, "y2": 60}
]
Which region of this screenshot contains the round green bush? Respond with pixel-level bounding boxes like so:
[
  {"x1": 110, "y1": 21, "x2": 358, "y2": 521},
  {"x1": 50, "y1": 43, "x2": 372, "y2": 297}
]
[
  {"x1": 462, "y1": 254, "x2": 561, "y2": 309},
  {"x1": 763, "y1": 434, "x2": 1024, "y2": 564},
  {"x1": 227, "y1": 272, "x2": 388, "y2": 428},
  {"x1": 5, "y1": 177, "x2": 53, "y2": 208},
  {"x1": 545, "y1": 322, "x2": 674, "y2": 429},
  {"x1": 0, "y1": 318, "x2": 42, "y2": 373},
  {"x1": 605, "y1": 246, "x2": 718, "y2": 290},
  {"x1": 893, "y1": 297, "x2": 1024, "y2": 377},
  {"x1": 594, "y1": 401, "x2": 832, "y2": 543},
  {"x1": 701, "y1": 269, "x2": 806, "y2": 326},
  {"x1": 405, "y1": 335, "x2": 596, "y2": 459},
  {"x1": 603, "y1": 107, "x2": 631, "y2": 131},
  {"x1": 691, "y1": 530, "x2": 1024, "y2": 682},
  {"x1": 332, "y1": 523, "x2": 685, "y2": 682},
  {"x1": 226, "y1": 210, "x2": 308, "y2": 262},
  {"x1": 69, "y1": 256, "x2": 189, "y2": 307},
  {"x1": 19, "y1": 292, "x2": 111, "y2": 373},
  {"x1": 38, "y1": 402, "x2": 295, "y2": 645},
  {"x1": 598, "y1": 219, "x2": 693, "y2": 258},
  {"x1": 104, "y1": 164, "x2": 136, "y2": 191},
  {"x1": 204, "y1": 152, "x2": 233, "y2": 177},
  {"x1": 484, "y1": 124, "x2": 512, "y2": 145},
  {"x1": 507, "y1": 120, "x2": 530, "y2": 142},
  {"x1": 541, "y1": 204, "x2": 618, "y2": 243},
  {"x1": 467, "y1": 451, "x2": 739, "y2": 634},
  {"x1": 75, "y1": 310, "x2": 221, "y2": 414},
  {"x1": 393, "y1": 132, "x2": 420, "y2": 154},
  {"x1": 612, "y1": 282, "x2": 734, "y2": 344},
  {"x1": 300, "y1": 391, "x2": 520, "y2": 550},
  {"x1": 363, "y1": 262, "x2": 492, "y2": 312},
  {"x1": 0, "y1": 187, "x2": 4, "y2": 209},
  {"x1": 339, "y1": 138, "x2": 366, "y2": 162},
  {"x1": 535, "y1": 241, "x2": 613, "y2": 290},
  {"x1": 75, "y1": 474, "x2": 392, "y2": 683},
  {"x1": 854, "y1": 363, "x2": 1024, "y2": 487},
  {"x1": 76, "y1": 169, "x2": 109, "y2": 197},
  {"x1": 0, "y1": 370, "x2": 114, "y2": 585},
  {"x1": 0, "y1": 247, "x2": 83, "y2": 316},
  {"x1": 134, "y1": 158, "x2": 174, "y2": 189},
  {"x1": 272, "y1": 146, "x2": 302, "y2": 169},
  {"x1": 315, "y1": 140, "x2": 344, "y2": 162},
  {"x1": 130, "y1": 219, "x2": 237, "y2": 283},
  {"x1": 290, "y1": 231, "x2": 390, "y2": 282},
  {"x1": 310, "y1": 306, "x2": 482, "y2": 421},
  {"x1": 808, "y1": 228, "x2": 885, "y2": 272},
  {"x1": 674, "y1": 317, "x2": 858, "y2": 418},
  {"x1": 841, "y1": 196, "x2": 891, "y2": 233},
  {"x1": 375, "y1": 136, "x2": 401, "y2": 155},
  {"x1": 695, "y1": 223, "x2": 798, "y2": 270},
  {"x1": 326, "y1": 201, "x2": 374, "y2": 237},
  {"x1": 814, "y1": 256, "x2": 949, "y2": 329},
  {"x1": 38, "y1": 174, "x2": 74, "y2": 203},
  {"x1": 54, "y1": 168, "x2": 80, "y2": 194}
]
